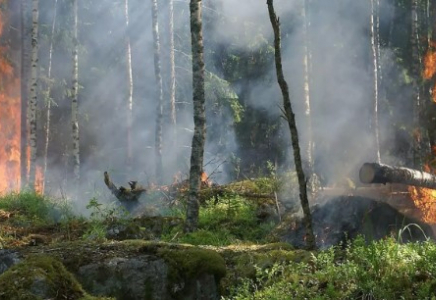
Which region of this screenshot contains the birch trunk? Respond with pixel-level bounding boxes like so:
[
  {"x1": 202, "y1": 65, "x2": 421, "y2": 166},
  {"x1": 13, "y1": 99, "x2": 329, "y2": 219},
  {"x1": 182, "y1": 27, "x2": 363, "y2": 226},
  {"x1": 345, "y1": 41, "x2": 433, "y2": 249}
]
[
  {"x1": 302, "y1": 0, "x2": 318, "y2": 196},
  {"x1": 124, "y1": 0, "x2": 133, "y2": 173},
  {"x1": 151, "y1": 0, "x2": 164, "y2": 184},
  {"x1": 20, "y1": 0, "x2": 30, "y2": 190},
  {"x1": 28, "y1": 0, "x2": 39, "y2": 191},
  {"x1": 168, "y1": 0, "x2": 176, "y2": 130},
  {"x1": 71, "y1": 0, "x2": 80, "y2": 184},
  {"x1": 185, "y1": 0, "x2": 206, "y2": 233},
  {"x1": 370, "y1": 0, "x2": 381, "y2": 163},
  {"x1": 42, "y1": 0, "x2": 58, "y2": 193},
  {"x1": 267, "y1": 0, "x2": 316, "y2": 250}
]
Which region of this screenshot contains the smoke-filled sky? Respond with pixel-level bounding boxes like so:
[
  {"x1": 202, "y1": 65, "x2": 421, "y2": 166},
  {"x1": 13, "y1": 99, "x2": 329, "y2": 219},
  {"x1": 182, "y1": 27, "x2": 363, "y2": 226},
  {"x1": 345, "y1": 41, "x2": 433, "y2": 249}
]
[{"x1": 11, "y1": 0, "x2": 410, "y2": 208}]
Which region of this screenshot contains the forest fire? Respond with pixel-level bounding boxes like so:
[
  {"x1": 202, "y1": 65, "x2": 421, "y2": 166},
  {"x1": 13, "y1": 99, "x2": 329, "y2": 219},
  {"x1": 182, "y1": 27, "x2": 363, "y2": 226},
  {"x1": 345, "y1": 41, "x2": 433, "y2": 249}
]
[
  {"x1": 0, "y1": 5, "x2": 21, "y2": 193},
  {"x1": 423, "y1": 42, "x2": 436, "y2": 102},
  {"x1": 0, "y1": 3, "x2": 43, "y2": 194}
]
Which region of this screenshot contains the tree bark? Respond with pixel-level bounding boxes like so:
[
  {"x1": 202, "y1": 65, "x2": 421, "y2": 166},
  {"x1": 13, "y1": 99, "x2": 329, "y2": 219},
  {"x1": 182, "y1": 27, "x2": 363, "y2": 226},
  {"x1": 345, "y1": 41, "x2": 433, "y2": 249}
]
[
  {"x1": 103, "y1": 171, "x2": 146, "y2": 202},
  {"x1": 267, "y1": 0, "x2": 316, "y2": 250},
  {"x1": 71, "y1": 0, "x2": 80, "y2": 185},
  {"x1": 42, "y1": 0, "x2": 58, "y2": 193},
  {"x1": 370, "y1": 0, "x2": 381, "y2": 163},
  {"x1": 20, "y1": 0, "x2": 30, "y2": 190},
  {"x1": 360, "y1": 162, "x2": 436, "y2": 189},
  {"x1": 151, "y1": 0, "x2": 164, "y2": 184},
  {"x1": 124, "y1": 0, "x2": 133, "y2": 173},
  {"x1": 168, "y1": 0, "x2": 177, "y2": 137},
  {"x1": 411, "y1": 0, "x2": 426, "y2": 167},
  {"x1": 28, "y1": 0, "x2": 39, "y2": 191},
  {"x1": 185, "y1": 0, "x2": 206, "y2": 233}
]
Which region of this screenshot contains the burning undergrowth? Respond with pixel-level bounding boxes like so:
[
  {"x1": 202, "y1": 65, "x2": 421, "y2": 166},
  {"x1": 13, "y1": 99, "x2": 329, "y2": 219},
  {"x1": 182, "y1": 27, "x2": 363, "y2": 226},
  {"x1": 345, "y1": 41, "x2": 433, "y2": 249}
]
[{"x1": 276, "y1": 196, "x2": 434, "y2": 249}]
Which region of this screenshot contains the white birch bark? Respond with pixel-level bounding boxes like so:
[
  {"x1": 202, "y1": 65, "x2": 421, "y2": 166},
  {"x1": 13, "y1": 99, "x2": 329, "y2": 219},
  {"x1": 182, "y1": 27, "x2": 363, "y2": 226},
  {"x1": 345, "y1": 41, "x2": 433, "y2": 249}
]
[
  {"x1": 71, "y1": 0, "x2": 80, "y2": 184},
  {"x1": 370, "y1": 0, "x2": 381, "y2": 163},
  {"x1": 124, "y1": 0, "x2": 133, "y2": 172},
  {"x1": 42, "y1": 0, "x2": 58, "y2": 193},
  {"x1": 28, "y1": 0, "x2": 39, "y2": 190},
  {"x1": 151, "y1": 0, "x2": 164, "y2": 184}
]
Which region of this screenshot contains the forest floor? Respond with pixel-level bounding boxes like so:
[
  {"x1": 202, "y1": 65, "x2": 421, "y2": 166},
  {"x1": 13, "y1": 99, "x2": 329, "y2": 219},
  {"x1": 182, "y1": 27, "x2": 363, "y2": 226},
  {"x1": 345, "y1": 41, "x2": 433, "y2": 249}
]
[{"x1": 1, "y1": 178, "x2": 436, "y2": 299}]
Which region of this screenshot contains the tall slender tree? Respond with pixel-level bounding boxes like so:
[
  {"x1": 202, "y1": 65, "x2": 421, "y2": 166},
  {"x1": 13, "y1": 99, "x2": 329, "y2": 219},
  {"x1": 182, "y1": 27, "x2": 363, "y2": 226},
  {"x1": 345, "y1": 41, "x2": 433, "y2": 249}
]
[
  {"x1": 302, "y1": 0, "x2": 317, "y2": 195},
  {"x1": 42, "y1": 0, "x2": 58, "y2": 193},
  {"x1": 185, "y1": 0, "x2": 206, "y2": 233},
  {"x1": 27, "y1": 0, "x2": 39, "y2": 191},
  {"x1": 20, "y1": 0, "x2": 30, "y2": 190},
  {"x1": 168, "y1": 0, "x2": 177, "y2": 130},
  {"x1": 124, "y1": 0, "x2": 133, "y2": 173},
  {"x1": 370, "y1": 0, "x2": 381, "y2": 163},
  {"x1": 71, "y1": 0, "x2": 80, "y2": 184},
  {"x1": 151, "y1": 0, "x2": 164, "y2": 184},
  {"x1": 267, "y1": 0, "x2": 316, "y2": 250}
]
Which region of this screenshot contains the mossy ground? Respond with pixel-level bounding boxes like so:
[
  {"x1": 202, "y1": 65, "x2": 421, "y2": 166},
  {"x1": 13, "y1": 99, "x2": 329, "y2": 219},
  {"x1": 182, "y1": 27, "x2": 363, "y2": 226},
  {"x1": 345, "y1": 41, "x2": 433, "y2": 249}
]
[{"x1": 1, "y1": 180, "x2": 436, "y2": 299}]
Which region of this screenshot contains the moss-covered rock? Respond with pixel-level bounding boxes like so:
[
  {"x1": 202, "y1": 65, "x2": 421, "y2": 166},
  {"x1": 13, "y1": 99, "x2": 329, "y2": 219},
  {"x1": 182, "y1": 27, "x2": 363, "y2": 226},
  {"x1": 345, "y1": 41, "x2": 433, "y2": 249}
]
[{"x1": 0, "y1": 255, "x2": 111, "y2": 300}]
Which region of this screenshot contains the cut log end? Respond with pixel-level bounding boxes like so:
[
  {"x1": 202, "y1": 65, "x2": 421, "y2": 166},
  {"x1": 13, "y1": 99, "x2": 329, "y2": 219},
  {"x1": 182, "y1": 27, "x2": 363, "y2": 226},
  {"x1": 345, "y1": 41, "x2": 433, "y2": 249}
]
[{"x1": 359, "y1": 163, "x2": 376, "y2": 184}]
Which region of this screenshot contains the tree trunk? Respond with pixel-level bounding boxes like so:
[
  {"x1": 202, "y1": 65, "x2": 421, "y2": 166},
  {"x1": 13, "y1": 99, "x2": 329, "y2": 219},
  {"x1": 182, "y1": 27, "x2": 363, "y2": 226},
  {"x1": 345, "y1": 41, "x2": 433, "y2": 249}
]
[
  {"x1": 360, "y1": 162, "x2": 436, "y2": 189},
  {"x1": 185, "y1": 0, "x2": 206, "y2": 233},
  {"x1": 168, "y1": 0, "x2": 177, "y2": 135},
  {"x1": 124, "y1": 0, "x2": 133, "y2": 173},
  {"x1": 411, "y1": 0, "x2": 425, "y2": 167},
  {"x1": 267, "y1": 0, "x2": 316, "y2": 250},
  {"x1": 151, "y1": 0, "x2": 163, "y2": 184},
  {"x1": 151, "y1": 0, "x2": 164, "y2": 184},
  {"x1": 20, "y1": 0, "x2": 30, "y2": 190},
  {"x1": 42, "y1": 0, "x2": 58, "y2": 193},
  {"x1": 71, "y1": 0, "x2": 80, "y2": 185},
  {"x1": 28, "y1": 0, "x2": 39, "y2": 191},
  {"x1": 370, "y1": 0, "x2": 381, "y2": 163},
  {"x1": 302, "y1": 0, "x2": 313, "y2": 172}
]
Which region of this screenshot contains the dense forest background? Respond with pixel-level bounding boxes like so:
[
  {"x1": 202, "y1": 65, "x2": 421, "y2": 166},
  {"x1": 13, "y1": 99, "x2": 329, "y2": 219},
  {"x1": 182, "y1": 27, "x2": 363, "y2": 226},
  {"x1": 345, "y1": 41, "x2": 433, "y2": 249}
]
[{"x1": 2, "y1": 0, "x2": 436, "y2": 207}]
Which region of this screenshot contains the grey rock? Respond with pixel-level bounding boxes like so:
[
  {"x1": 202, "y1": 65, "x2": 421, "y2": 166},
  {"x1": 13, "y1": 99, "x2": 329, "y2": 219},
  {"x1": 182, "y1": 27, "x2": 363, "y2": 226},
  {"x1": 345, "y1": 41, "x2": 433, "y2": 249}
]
[{"x1": 0, "y1": 250, "x2": 20, "y2": 275}]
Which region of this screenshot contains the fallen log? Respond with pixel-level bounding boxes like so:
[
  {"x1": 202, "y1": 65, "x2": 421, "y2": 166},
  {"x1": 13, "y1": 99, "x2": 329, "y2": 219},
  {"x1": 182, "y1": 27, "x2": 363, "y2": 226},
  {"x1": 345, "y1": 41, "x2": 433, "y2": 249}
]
[
  {"x1": 103, "y1": 171, "x2": 146, "y2": 202},
  {"x1": 359, "y1": 162, "x2": 436, "y2": 189}
]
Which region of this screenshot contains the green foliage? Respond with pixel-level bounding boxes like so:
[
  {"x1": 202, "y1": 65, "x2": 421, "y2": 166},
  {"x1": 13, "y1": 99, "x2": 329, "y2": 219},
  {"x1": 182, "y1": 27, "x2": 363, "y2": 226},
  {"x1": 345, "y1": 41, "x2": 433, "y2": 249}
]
[
  {"x1": 163, "y1": 194, "x2": 275, "y2": 246},
  {"x1": 0, "y1": 192, "x2": 57, "y2": 226},
  {"x1": 224, "y1": 237, "x2": 436, "y2": 300},
  {"x1": 82, "y1": 198, "x2": 129, "y2": 241}
]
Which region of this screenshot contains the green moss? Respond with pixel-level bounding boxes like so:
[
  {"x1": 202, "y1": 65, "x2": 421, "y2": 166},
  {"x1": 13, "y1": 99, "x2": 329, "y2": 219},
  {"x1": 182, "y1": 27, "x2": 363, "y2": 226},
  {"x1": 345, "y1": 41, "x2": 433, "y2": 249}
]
[
  {"x1": 0, "y1": 255, "x2": 86, "y2": 300},
  {"x1": 158, "y1": 247, "x2": 226, "y2": 280}
]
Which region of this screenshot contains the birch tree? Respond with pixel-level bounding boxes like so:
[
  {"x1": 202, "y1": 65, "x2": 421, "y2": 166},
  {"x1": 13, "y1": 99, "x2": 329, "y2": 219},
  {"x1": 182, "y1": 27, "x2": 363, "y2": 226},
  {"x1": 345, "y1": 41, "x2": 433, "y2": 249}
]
[
  {"x1": 151, "y1": 0, "x2": 164, "y2": 184},
  {"x1": 302, "y1": 0, "x2": 318, "y2": 195},
  {"x1": 42, "y1": 0, "x2": 58, "y2": 192},
  {"x1": 28, "y1": 0, "x2": 39, "y2": 191},
  {"x1": 20, "y1": 0, "x2": 30, "y2": 190},
  {"x1": 125, "y1": 0, "x2": 133, "y2": 172},
  {"x1": 71, "y1": 0, "x2": 80, "y2": 184},
  {"x1": 168, "y1": 0, "x2": 176, "y2": 130},
  {"x1": 267, "y1": 0, "x2": 316, "y2": 250},
  {"x1": 370, "y1": 0, "x2": 381, "y2": 163},
  {"x1": 185, "y1": 0, "x2": 206, "y2": 233}
]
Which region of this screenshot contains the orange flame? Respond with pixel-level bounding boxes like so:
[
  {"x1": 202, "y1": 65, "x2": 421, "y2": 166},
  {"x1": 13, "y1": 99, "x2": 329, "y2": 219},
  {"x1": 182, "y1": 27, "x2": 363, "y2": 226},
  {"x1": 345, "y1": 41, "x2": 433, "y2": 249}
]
[
  {"x1": 408, "y1": 164, "x2": 436, "y2": 223},
  {"x1": 0, "y1": 5, "x2": 43, "y2": 194},
  {"x1": 423, "y1": 42, "x2": 436, "y2": 103}
]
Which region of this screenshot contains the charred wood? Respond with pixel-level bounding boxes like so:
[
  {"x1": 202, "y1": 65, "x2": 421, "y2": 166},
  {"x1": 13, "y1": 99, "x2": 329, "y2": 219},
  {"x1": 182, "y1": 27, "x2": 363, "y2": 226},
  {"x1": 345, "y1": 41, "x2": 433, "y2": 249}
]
[
  {"x1": 103, "y1": 171, "x2": 146, "y2": 202},
  {"x1": 360, "y1": 162, "x2": 436, "y2": 189}
]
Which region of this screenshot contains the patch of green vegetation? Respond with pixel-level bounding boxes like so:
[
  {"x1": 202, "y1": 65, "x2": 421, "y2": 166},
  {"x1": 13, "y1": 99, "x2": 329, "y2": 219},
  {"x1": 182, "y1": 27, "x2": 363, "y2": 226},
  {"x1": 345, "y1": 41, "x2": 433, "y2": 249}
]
[
  {"x1": 223, "y1": 237, "x2": 436, "y2": 300},
  {"x1": 0, "y1": 192, "x2": 56, "y2": 226},
  {"x1": 162, "y1": 195, "x2": 276, "y2": 246},
  {"x1": 0, "y1": 255, "x2": 112, "y2": 300}
]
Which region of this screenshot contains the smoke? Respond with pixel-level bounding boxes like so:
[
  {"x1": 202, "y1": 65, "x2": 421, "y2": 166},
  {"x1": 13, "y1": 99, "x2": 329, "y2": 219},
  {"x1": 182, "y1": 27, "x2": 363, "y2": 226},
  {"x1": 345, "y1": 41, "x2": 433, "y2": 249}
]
[{"x1": 15, "y1": 0, "x2": 411, "y2": 215}]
